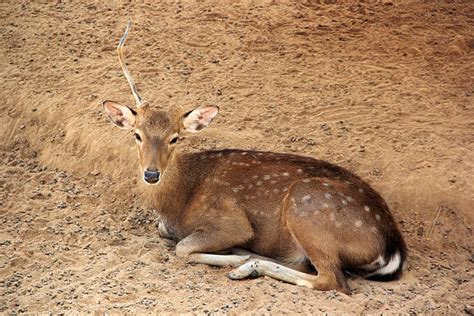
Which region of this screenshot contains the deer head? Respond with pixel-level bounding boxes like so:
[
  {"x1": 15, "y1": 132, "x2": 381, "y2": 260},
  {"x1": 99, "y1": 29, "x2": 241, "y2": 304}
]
[{"x1": 102, "y1": 21, "x2": 219, "y2": 184}]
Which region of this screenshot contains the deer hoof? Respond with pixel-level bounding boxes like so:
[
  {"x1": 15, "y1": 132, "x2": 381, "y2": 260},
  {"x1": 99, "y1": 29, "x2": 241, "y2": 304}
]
[{"x1": 228, "y1": 260, "x2": 260, "y2": 279}]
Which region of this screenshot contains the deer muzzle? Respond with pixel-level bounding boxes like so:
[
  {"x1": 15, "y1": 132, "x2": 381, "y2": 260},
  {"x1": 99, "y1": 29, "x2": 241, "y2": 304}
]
[{"x1": 143, "y1": 169, "x2": 161, "y2": 184}]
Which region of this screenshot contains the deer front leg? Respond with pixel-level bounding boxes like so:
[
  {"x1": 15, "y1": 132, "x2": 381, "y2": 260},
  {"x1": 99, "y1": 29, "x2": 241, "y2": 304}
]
[
  {"x1": 175, "y1": 221, "x2": 254, "y2": 268},
  {"x1": 174, "y1": 203, "x2": 254, "y2": 267},
  {"x1": 231, "y1": 248, "x2": 278, "y2": 261},
  {"x1": 157, "y1": 221, "x2": 172, "y2": 239},
  {"x1": 186, "y1": 253, "x2": 250, "y2": 267},
  {"x1": 176, "y1": 234, "x2": 250, "y2": 267}
]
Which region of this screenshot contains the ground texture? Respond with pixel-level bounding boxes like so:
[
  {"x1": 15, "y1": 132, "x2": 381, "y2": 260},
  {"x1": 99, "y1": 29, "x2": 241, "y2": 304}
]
[{"x1": 1, "y1": 1, "x2": 473, "y2": 314}]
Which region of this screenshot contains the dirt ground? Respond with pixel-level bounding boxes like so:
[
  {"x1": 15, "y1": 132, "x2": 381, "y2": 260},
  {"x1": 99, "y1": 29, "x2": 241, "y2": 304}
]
[{"x1": 1, "y1": 1, "x2": 473, "y2": 314}]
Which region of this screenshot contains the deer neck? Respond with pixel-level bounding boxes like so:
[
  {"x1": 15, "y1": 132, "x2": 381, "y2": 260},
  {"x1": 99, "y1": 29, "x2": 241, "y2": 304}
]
[{"x1": 144, "y1": 151, "x2": 194, "y2": 224}]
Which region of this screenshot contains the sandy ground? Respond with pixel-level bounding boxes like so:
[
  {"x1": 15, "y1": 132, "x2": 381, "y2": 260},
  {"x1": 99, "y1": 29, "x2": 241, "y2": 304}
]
[{"x1": 1, "y1": 1, "x2": 473, "y2": 314}]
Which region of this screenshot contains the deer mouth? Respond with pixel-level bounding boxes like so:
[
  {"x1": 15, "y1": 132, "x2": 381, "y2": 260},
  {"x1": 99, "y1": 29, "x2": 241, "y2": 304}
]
[{"x1": 143, "y1": 177, "x2": 160, "y2": 185}]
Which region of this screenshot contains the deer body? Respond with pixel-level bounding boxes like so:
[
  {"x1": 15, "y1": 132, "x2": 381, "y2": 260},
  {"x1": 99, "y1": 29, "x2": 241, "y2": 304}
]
[
  {"x1": 102, "y1": 21, "x2": 407, "y2": 294},
  {"x1": 140, "y1": 142, "x2": 407, "y2": 293}
]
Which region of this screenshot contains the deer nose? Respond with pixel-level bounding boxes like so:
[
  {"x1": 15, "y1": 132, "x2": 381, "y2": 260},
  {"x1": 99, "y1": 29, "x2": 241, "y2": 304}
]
[{"x1": 144, "y1": 169, "x2": 160, "y2": 184}]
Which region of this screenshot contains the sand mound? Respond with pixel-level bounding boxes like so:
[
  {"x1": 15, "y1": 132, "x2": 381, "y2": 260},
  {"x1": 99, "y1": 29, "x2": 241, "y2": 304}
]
[{"x1": 1, "y1": 1, "x2": 473, "y2": 313}]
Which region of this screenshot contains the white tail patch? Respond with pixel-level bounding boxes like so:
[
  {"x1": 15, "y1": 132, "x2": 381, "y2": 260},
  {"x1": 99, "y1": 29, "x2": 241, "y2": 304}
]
[{"x1": 371, "y1": 251, "x2": 401, "y2": 276}]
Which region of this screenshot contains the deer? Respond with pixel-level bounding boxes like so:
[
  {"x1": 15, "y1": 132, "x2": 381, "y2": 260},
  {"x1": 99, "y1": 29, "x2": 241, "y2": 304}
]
[{"x1": 102, "y1": 21, "x2": 407, "y2": 294}]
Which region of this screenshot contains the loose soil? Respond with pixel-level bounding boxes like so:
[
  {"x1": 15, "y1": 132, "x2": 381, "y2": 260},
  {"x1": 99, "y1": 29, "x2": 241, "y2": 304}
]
[{"x1": 1, "y1": 1, "x2": 473, "y2": 314}]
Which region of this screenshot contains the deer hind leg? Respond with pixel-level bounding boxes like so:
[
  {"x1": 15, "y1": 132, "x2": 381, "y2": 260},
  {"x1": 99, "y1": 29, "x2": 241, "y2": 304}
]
[
  {"x1": 231, "y1": 248, "x2": 312, "y2": 273},
  {"x1": 284, "y1": 207, "x2": 351, "y2": 293},
  {"x1": 227, "y1": 248, "x2": 350, "y2": 293},
  {"x1": 298, "y1": 250, "x2": 350, "y2": 294},
  {"x1": 228, "y1": 258, "x2": 319, "y2": 288},
  {"x1": 192, "y1": 248, "x2": 311, "y2": 273}
]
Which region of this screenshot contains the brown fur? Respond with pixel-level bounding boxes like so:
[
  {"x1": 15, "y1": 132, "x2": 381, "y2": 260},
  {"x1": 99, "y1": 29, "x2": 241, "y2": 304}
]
[{"x1": 103, "y1": 105, "x2": 407, "y2": 294}]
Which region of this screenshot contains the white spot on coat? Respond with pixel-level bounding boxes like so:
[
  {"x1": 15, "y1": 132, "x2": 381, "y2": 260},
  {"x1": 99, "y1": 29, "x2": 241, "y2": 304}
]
[
  {"x1": 214, "y1": 179, "x2": 230, "y2": 186},
  {"x1": 364, "y1": 205, "x2": 371, "y2": 212},
  {"x1": 232, "y1": 185, "x2": 244, "y2": 193},
  {"x1": 302, "y1": 195, "x2": 312, "y2": 203},
  {"x1": 325, "y1": 193, "x2": 332, "y2": 199},
  {"x1": 355, "y1": 220, "x2": 363, "y2": 227}
]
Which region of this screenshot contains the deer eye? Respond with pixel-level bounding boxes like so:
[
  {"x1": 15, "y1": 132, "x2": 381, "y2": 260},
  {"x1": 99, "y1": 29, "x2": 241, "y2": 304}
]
[
  {"x1": 170, "y1": 136, "x2": 179, "y2": 145},
  {"x1": 134, "y1": 133, "x2": 142, "y2": 142}
]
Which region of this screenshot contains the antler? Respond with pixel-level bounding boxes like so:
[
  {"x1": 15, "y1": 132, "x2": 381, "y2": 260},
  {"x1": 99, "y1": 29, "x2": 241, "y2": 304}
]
[{"x1": 117, "y1": 20, "x2": 146, "y2": 108}]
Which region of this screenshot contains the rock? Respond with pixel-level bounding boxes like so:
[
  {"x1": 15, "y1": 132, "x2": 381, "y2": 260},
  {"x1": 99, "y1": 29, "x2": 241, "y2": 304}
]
[
  {"x1": 464, "y1": 304, "x2": 473, "y2": 315},
  {"x1": 140, "y1": 298, "x2": 155, "y2": 307},
  {"x1": 90, "y1": 170, "x2": 100, "y2": 176}
]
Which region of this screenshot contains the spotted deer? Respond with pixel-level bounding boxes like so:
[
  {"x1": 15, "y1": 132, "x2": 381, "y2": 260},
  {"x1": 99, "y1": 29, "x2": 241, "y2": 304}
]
[{"x1": 102, "y1": 21, "x2": 407, "y2": 294}]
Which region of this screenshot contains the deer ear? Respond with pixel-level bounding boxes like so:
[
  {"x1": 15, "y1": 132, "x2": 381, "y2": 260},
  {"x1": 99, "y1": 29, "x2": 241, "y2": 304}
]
[
  {"x1": 182, "y1": 106, "x2": 219, "y2": 133},
  {"x1": 102, "y1": 100, "x2": 136, "y2": 130}
]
